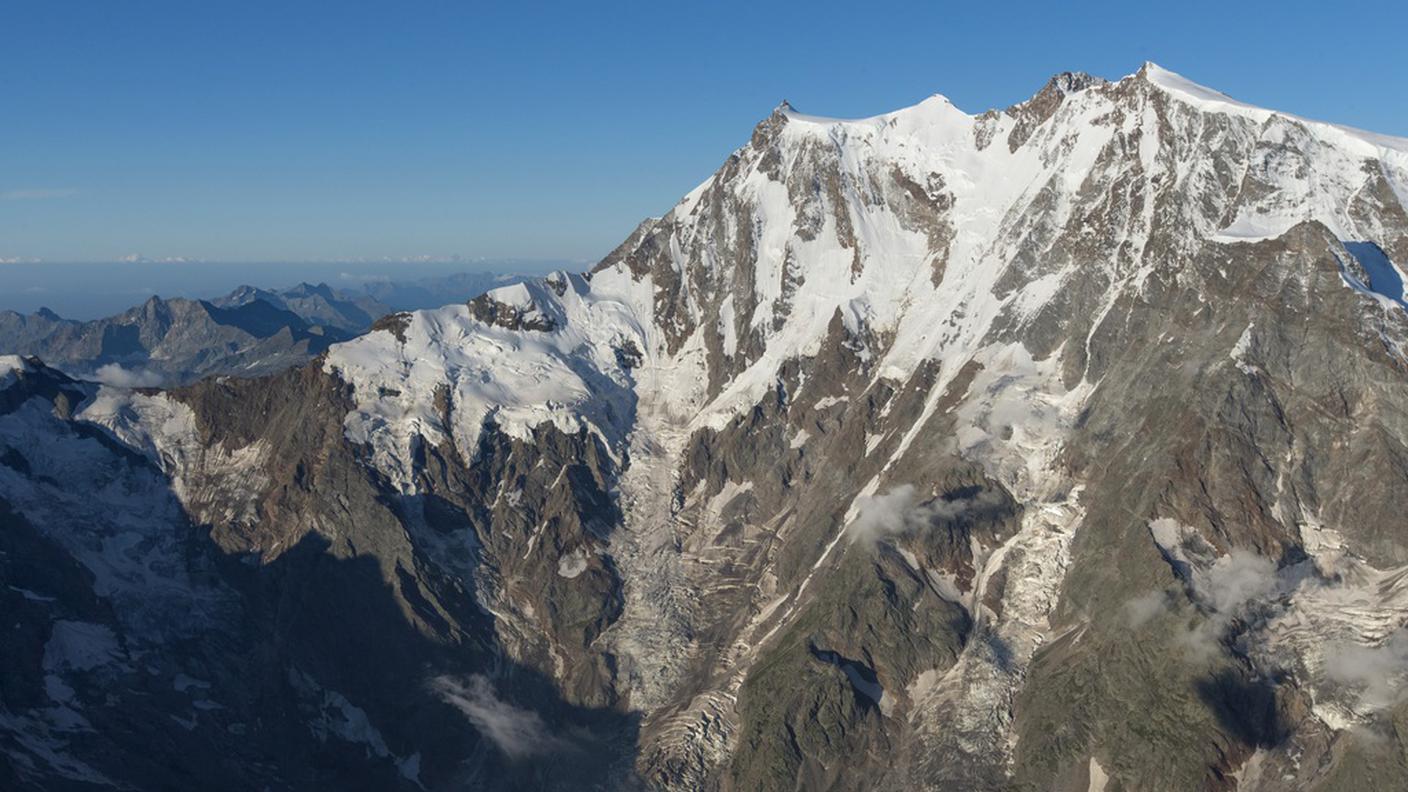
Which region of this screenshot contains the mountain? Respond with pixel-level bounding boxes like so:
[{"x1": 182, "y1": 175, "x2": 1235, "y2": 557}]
[
  {"x1": 0, "y1": 274, "x2": 529, "y2": 386},
  {"x1": 0, "y1": 294, "x2": 354, "y2": 386},
  {"x1": 215, "y1": 272, "x2": 537, "y2": 327},
  {"x1": 211, "y1": 282, "x2": 386, "y2": 333},
  {"x1": 3, "y1": 63, "x2": 1408, "y2": 790}
]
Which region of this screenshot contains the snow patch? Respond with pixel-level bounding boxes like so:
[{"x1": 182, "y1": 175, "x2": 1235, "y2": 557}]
[
  {"x1": 0, "y1": 354, "x2": 29, "y2": 386},
  {"x1": 1144, "y1": 63, "x2": 1408, "y2": 156},
  {"x1": 9, "y1": 585, "x2": 56, "y2": 603},
  {"x1": 290, "y1": 669, "x2": 423, "y2": 786},
  {"x1": 1088, "y1": 757, "x2": 1110, "y2": 792},
  {"x1": 1230, "y1": 323, "x2": 1259, "y2": 375},
  {"x1": 42, "y1": 621, "x2": 122, "y2": 673},
  {"x1": 325, "y1": 271, "x2": 648, "y2": 493}
]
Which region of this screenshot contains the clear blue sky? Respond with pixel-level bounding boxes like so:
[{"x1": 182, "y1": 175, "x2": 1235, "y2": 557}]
[{"x1": 3, "y1": 0, "x2": 1406, "y2": 265}]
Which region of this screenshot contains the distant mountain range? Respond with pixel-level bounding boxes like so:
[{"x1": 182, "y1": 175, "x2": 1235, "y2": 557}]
[{"x1": 0, "y1": 271, "x2": 527, "y2": 384}]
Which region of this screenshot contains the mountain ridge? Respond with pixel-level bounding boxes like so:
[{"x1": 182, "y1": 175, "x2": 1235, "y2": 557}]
[
  {"x1": 0, "y1": 271, "x2": 534, "y2": 385},
  {"x1": 3, "y1": 63, "x2": 1408, "y2": 790}
]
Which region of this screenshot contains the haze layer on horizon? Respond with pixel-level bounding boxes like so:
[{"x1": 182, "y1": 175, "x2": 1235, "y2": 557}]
[{"x1": 0, "y1": 260, "x2": 568, "y2": 320}]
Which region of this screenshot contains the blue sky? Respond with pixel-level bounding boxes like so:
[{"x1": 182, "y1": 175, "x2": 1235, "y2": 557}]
[{"x1": 3, "y1": 0, "x2": 1406, "y2": 266}]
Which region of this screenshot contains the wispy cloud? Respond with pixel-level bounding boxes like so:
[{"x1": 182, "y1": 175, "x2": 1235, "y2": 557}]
[
  {"x1": 1141, "y1": 518, "x2": 1288, "y2": 660},
  {"x1": 1123, "y1": 590, "x2": 1169, "y2": 627},
  {"x1": 116, "y1": 254, "x2": 198, "y2": 265},
  {"x1": 1177, "y1": 550, "x2": 1281, "y2": 660},
  {"x1": 1139, "y1": 517, "x2": 1408, "y2": 726},
  {"x1": 1326, "y1": 630, "x2": 1408, "y2": 711},
  {"x1": 338, "y1": 271, "x2": 391, "y2": 283},
  {"x1": 848, "y1": 484, "x2": 1007, "y2": 548},
  {"x1": 0, "y1": 188, "x2": 79, "y2": 201},
  {"x1": 92, "y1": 363, "x2": 164, "y2": 388},
  {"x1": 430, "y1": 675, "x2": 568, "y2": 758}
]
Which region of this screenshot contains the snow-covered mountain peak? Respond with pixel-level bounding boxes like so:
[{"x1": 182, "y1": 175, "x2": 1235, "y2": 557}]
[
  {"x1": 775, "y1": 69, "x2": 1108, "y2": 132},
  {"x1": 1137, "y1": 61, "x2": 1287, "y2": 120},
  {"x1": 0, "y1": 354, "x2": 33, "y2": 377},
  {"x1": 325, "y1": 61, "x2": 1408, "y2": 495},
  {"x1": 777, "y1": 92, "x2": 960, "y2": 128},
  {"x1": 1139, "y1": 62, "x2": 1408, "y2": 156},
  {"x1": 1042, "y1": 70, "x2": 1106, "y2": 95}
]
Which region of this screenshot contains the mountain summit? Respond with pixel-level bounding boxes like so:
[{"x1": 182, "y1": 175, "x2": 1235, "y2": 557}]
[{"x1": 3, "y1": 65, "x2": 1408, "y2": 790}]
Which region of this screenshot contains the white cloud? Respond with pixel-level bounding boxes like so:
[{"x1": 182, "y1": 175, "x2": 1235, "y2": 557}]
[
  {"x1": 115, "y1": 255, "x2": 196, "y2": 265},
  {"x1": 1147, "y1": 519, "x2": 1290, "y2": 660},
  {"x1": 1148, "y1": 518, "x2": 1408, "y2": 721},
  {"x1": 1193, "y1": 550, "x2": 1280, "y2": 615},
  {"x1": 92, "y1": 363, "x2": 164, "y2": 388},
  {"x1": 848, "y1": 484, "x2": 1007, "y2": 548},
  {"x1": 1178, "y1": 550, "x2": 1282, "y2": 660},
  {"x1": 848, "y1": 485, "x2": 920, "y2": 545},
  {"x1": 1326, "y1": 629, "x2": 1408, "y2": 712},
  {"x1": 430, "y1": 675, "x2": 563, "y2": 758},
  {"x1": 1123, "y1": 590, "x2": 1168, "y2": 627}
]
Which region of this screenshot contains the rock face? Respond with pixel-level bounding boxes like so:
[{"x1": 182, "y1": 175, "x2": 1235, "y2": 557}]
[
  {"x1": 212, "y1": 281, "x2": 387, "y2": 333},
  {"x1": 0, "y1": 289, "x2": 358, "y2": 386},
  {"x1": 4, "y1": 63, "x2": 1408, "y2": 791}
]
